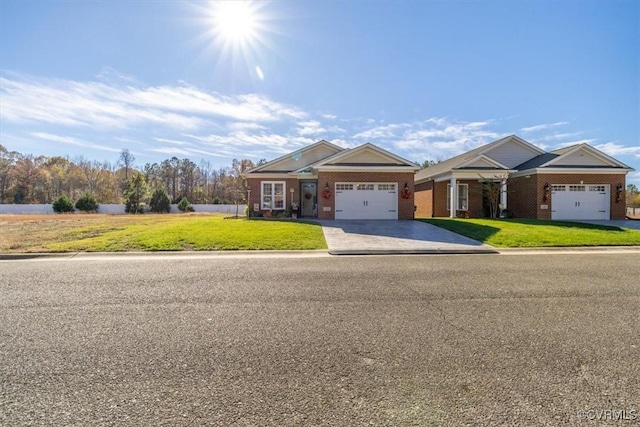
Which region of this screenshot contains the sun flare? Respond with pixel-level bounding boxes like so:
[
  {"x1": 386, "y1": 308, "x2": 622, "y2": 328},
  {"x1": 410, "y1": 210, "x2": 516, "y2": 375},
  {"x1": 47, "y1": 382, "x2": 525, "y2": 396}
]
[{"x1": 212, "y1": 1, "x2": 259, "y2": 45}]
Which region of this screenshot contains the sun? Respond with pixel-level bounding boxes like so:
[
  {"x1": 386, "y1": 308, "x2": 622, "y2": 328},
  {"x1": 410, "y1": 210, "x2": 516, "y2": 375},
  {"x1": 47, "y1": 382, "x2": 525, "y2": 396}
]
[
  {"x1": 191, "y1": 0, "x2": 274, "y2": 82},
  {"x1": 212, "y1": 1, "x2": 260, "y2": 46}
]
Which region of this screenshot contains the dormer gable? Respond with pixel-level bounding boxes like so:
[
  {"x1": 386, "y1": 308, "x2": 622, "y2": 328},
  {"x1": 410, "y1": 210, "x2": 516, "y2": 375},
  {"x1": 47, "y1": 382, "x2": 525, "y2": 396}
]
[
  {"x1": 314, "y1": 143, "x2": 419, "y2": 170},
  {"x1": 245, "y1": 140, "x2": 344, "y2": 174},
  {"x1": 455, "y1": 154, "x2": 511, "y2": 170},
  {"x1": 544, "y1": 144, "x2": 630, "y2": 168},
  {"x1": 482, "y1": 135, "x2": 545, "y2": 168}
]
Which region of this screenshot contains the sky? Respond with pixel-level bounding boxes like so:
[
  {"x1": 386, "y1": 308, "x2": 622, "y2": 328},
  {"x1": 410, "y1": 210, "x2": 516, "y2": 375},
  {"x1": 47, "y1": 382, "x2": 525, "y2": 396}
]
[{"x1": 1, "y1": 0, "x2": 638, "y2": 184}]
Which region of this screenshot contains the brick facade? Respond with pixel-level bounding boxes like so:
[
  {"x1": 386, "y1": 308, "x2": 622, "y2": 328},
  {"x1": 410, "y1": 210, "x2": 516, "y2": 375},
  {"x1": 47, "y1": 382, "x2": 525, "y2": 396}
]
[
  {"x1": 416, "y1": 174, "x2": 627, "y2": 220},
  {"x1": 414, "y1": 181, "x2": 433, "y2": 218},
  {"x1": 246, "y1": 177, "x2": 299, "y2": 217},
  {"x1": 416, "y1": 180, "x2": 483, "y2": 218},
  {"x1": 317, "y1": 171, "x2": 416, "y2": 220},
  {"x1": 509, "y1": 173, "x2": 627, "y2": 220},
  {"x1": 247, "y1": 172, "x2": 416, "y2": 220}
]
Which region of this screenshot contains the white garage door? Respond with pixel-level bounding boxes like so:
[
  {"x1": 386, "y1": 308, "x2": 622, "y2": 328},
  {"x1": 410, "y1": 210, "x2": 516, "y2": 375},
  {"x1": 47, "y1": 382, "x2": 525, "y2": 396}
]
[
  {"x1": 335, "y1": 183, "x2": 398, "y2": 220},
  {"x1": 551, "y1": 184, "x2": 610, "y2": 220}
]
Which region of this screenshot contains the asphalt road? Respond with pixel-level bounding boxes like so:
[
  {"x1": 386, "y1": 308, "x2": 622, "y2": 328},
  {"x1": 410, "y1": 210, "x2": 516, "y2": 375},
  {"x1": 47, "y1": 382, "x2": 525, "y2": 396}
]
[{"x1": 1, "y1": 253, "x2": 639, "y2": 426}]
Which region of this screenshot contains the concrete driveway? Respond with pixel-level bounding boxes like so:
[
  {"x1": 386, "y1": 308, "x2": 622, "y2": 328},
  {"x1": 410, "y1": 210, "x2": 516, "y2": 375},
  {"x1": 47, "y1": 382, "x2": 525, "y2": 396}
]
[{"x1": 319, "y1": 219, "x2": 497, "y2": 255}]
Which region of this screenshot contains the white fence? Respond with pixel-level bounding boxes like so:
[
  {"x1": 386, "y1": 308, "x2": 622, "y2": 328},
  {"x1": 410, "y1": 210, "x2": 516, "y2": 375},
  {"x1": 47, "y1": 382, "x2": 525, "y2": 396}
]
[
  {"x1": 0, "y1": 204, "x2": 247, "y2": 215},
  {"x1": 627, "y1": 207, "x2": 640, "y2": 217}
]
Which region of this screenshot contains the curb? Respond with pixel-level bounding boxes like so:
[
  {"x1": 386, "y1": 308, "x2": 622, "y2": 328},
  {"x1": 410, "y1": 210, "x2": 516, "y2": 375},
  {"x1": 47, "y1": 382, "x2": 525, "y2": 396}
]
[
  {"x1": 328, "y1": 248, "x2": 499, "y2": 255},
  {"x1": 497, "y1": 245, "x2": 640, "y2": 252},
  {"x1": 0, "y1": 250, "x2": 330, "y2": 261}
]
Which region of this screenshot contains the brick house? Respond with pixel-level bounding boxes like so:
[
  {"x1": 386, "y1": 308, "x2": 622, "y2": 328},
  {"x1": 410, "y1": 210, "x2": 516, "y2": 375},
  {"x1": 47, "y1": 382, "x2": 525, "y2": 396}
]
[
  {"x1": 414, "y1": 135, "x2": 633, "y2": 220},
  {"x1": 242, "y1": 140, "x2": 419, "y2": 220}
]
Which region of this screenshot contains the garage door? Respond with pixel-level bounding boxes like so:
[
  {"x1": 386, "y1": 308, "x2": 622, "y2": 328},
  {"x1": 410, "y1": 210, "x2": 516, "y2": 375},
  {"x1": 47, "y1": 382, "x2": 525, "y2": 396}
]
[
  {"x1": 335, "y1": 183, "x2": 397, "y2": 220},
  {"x1": 551, "y1": 184, "x2": 609, "y2": 220}
]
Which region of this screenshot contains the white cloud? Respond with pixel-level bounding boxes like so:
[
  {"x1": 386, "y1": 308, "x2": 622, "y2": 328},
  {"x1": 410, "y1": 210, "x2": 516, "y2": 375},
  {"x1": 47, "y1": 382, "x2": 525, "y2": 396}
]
[
  {"x1": 554, "y1": 139, "x2": 596, "y2": 148},
  {"x1": 0, "y1": 73, "x2": 307, "y2": 132},
  {"x1": 31, "y1": 132, "x2": 120, "y2": 153},
  {"x1": 353, "y1": 123, "x2": 412, "y2": 140},
  {"x1": 348, "y1": 117, "x2": 503, "y2": 162},
  {"x1": 521, "y1": 121, "x2": 569, "y2": 133},
  {"x1": 594, "y1": 142, "x2": 640, "y2": 156},
  {"x1": 296, "y1": 120, "x2": 327, "y2": 136}
]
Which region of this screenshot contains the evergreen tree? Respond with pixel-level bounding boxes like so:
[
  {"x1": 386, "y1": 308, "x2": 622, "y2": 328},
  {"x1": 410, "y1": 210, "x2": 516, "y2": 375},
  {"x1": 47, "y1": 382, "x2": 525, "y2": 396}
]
[
  {"x1": 149, "y1": 188, "x2": 171, "y2": 213},
  {"x1": 123, "y1": 173, "x2": 149, "y2": 213}
]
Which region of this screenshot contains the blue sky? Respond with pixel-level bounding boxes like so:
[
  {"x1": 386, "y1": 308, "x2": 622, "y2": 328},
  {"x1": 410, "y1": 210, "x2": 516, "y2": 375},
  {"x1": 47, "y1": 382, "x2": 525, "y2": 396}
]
[{"x1": 1, "y1": 0, "x2": 638, "y2": 183}]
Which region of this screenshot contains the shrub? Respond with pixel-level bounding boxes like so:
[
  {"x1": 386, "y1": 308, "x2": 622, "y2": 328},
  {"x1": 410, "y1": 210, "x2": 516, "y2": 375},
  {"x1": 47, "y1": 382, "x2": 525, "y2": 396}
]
[
  {"x1": 177, "y1": 197, "x2": 194, "y2": 212},
  {"x1": 149, "y1": 188, "x2": 171, "y2": 213},
  {"x1": 52, "y1": 195, "x2": 75, "y2": 213},
  {"x1": 123, "y1": 173, "x2": 149, "y2": 214},
  {"x1": 75, "y1": 193, "x2": 99, "y2": 212}
]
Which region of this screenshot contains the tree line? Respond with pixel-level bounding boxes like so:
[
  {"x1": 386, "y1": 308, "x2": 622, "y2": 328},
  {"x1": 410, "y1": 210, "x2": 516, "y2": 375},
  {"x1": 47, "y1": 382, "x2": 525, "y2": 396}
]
[{"x1": 0, "y1": 145, "x2": 261, "y2": 205}]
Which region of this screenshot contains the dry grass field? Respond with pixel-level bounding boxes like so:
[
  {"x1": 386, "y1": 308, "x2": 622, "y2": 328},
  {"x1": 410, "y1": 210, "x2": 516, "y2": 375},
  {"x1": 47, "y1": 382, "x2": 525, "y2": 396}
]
[
  {"x1": 0, "y1": 214, "x2": 163, "y2": 252},
  {"x1": 0, "y1": 213, "x2": 327, "y2": 253}
]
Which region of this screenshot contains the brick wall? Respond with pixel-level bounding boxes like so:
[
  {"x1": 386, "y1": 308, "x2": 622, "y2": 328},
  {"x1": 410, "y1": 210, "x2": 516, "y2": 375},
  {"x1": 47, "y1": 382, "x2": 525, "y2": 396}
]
[
  {"x1": 509, "y1": 173, "x2": 627, "y2": 219},
  {"x1": 316, "y1": 171, "x2": 416, "y2": 220},
  {"x1": 246, "y1": 177, "x2": 299, "y2": 216},
  {"x1": 414, "y1": 181, "x2": 433, "y2": 217},
  {"x1": 508, "y1": 175, "x2": 540, "y2": 219},
  {"x1": 427, "y1": 180, "x2": 484, "y2": 218}
]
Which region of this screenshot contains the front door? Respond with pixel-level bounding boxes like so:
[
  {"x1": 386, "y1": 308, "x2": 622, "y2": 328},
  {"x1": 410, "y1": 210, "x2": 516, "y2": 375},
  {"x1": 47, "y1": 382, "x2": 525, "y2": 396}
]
[{"x1": 300, "y1": 182, "x2": 317, "y2": 217}]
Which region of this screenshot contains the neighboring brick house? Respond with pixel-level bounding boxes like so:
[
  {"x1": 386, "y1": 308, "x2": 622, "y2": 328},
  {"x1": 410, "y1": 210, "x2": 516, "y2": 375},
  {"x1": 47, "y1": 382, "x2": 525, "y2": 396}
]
[
  {"x1": 414, "y1": 135, "x2": 633, "y2": 220},
  {"x1": 242, "y1": 140, "x2": 419, "y2": 220}
]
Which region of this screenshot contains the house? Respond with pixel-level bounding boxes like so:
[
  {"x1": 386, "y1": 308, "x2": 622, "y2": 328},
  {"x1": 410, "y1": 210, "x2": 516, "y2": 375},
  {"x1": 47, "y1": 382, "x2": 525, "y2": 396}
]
[
  {"x1": 242, "y1": 140, "x2": 420, "y2": 220},
  {"x1": 414, "y1": 135, "x2": 634, "y2": 220}
]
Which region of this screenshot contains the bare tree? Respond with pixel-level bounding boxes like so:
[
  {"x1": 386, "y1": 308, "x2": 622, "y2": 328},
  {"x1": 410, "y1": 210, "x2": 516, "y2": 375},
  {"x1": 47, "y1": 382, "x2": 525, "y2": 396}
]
[{"x1": 118, "y1": 149, "x2": 135, "y2": 182}]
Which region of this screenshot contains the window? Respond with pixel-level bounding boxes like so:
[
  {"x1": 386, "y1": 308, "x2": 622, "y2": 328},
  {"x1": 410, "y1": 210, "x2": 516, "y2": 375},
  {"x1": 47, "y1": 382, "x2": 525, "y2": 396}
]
[
  {"x1": 261, "y1": 181, "x2": 285, "y2": 210},
  {"x1": 552, "y1": 185, "x2": 566, "y2": 192},
  {"x1": 356, "y1": 184, "x2": 374, "y2": 191},
  {"x1": 336, "y1": 184, "x2": 353, "y2": 191},
  {"x1": 447, "y1": 183, "x2": 469, "y2": 211},
  {"x1": 569, "y1": 185, "x2": 585, "y2": 192},
  {"x1": 378, "y1": 184, "x2": 396, "y2": 191},
  {"x1": 589, "y1": 185, "x2": 606, "y2": 192}
]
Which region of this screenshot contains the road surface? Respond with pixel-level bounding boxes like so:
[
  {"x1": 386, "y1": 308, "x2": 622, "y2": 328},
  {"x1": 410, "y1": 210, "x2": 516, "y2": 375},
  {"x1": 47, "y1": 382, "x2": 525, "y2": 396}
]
[{"x1": 1, "y1": 253, "x2": 638, "y2": 426}]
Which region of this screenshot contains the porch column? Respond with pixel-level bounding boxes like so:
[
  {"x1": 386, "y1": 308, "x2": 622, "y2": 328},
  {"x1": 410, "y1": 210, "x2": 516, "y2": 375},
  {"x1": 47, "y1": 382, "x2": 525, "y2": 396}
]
[
  {"x1": 500, "y1": 179, "x2": 507, "y2": 212},
  {"x1": 449, "y1": 177, "x2": 457, "y2": 218}
]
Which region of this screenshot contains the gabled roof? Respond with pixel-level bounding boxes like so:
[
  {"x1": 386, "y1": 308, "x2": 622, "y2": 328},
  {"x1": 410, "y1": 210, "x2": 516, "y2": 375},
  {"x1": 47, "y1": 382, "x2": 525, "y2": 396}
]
[
  {"x1": 456, "y1": 154, "x2": 511, "y2": 170},
  {"x1": 513, "y1": 153, "x2": 559, "y2": 170},
  {"x1": 243, "y1": 140, "x2": 419, "y2": 177},
  {"x1": 415, "y1": 135, "x2": 543, "y2": 182},
  {"x1": 313, "y1": 142, "x2": 418, "y2": 170},
  {"x1": 244, "y1": 140, "x2": 343, "y2": 175},
  {"x1": 515, "y1": 143, "x2": 632, "y2": 171}
]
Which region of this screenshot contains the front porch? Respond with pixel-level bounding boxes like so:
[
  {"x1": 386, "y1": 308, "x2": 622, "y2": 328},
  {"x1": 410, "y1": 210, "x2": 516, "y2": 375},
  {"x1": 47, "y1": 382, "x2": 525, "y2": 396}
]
[{"x1": 432, "y1": 177, "x2": 508, "y2": 218}]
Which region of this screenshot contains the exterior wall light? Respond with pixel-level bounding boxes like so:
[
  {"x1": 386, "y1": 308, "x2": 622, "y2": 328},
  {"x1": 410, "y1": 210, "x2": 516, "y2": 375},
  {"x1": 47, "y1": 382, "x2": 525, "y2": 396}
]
[
  {"x1": 543, "y1": 183, "x2": 550, "y2": 202},
  {"x1": 616, "y1": 183, "x2": 623, "y2": 203}
]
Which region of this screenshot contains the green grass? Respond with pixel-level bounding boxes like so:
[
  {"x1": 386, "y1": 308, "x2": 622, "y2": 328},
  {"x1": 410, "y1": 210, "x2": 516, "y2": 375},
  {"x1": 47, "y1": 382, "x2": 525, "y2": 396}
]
[
  {"x1": 44, "y1": 215, "x2": 327, "y2": 252},
  {"x1": 418, "y1": 218, "x2": 640, "y2": 247}
]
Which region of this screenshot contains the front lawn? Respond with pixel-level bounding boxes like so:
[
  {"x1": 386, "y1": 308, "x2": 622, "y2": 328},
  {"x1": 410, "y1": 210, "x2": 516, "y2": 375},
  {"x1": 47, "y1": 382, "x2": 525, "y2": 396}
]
[
  {"x1": 418, "y1": 218, "x2": 640, "y2": 247},
  {"x1": 0, "y1": 214, "x2": 327, "y2": 252}
]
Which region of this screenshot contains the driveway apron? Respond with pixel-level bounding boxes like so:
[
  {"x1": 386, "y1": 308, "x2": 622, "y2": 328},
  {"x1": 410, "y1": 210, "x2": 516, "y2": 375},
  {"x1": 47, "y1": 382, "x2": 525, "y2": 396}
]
[{"x1": 319, "y1": 220, "x2": 497, "y2": 255}]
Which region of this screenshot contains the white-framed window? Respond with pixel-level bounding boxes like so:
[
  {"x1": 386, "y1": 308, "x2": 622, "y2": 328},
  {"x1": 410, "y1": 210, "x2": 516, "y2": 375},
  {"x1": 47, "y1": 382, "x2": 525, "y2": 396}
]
[
  {"x1": 447, "y1": 183, "x2": 469, "y2": 211},
  {"x1": 589, "y1": 185, "x2": 606, "y2": 192},
  {"x1": 356, "y1": 184, "x2": 374, "y2": 191},
  {"x1": 378, "y1": 184, "x2": 396, "y2": 191},
  {"x1": 552, "y1": 185, "x2": 566, "y2": 192},
  {"x1": 336, "y1": 184, "x2": 353, "y2": 191},
  {"x1": 569, "y1": 185, "x2": 586, "y2": 192},
  {"x1": 261, "y1": 181, "x2": 286, "y2": 210}
]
